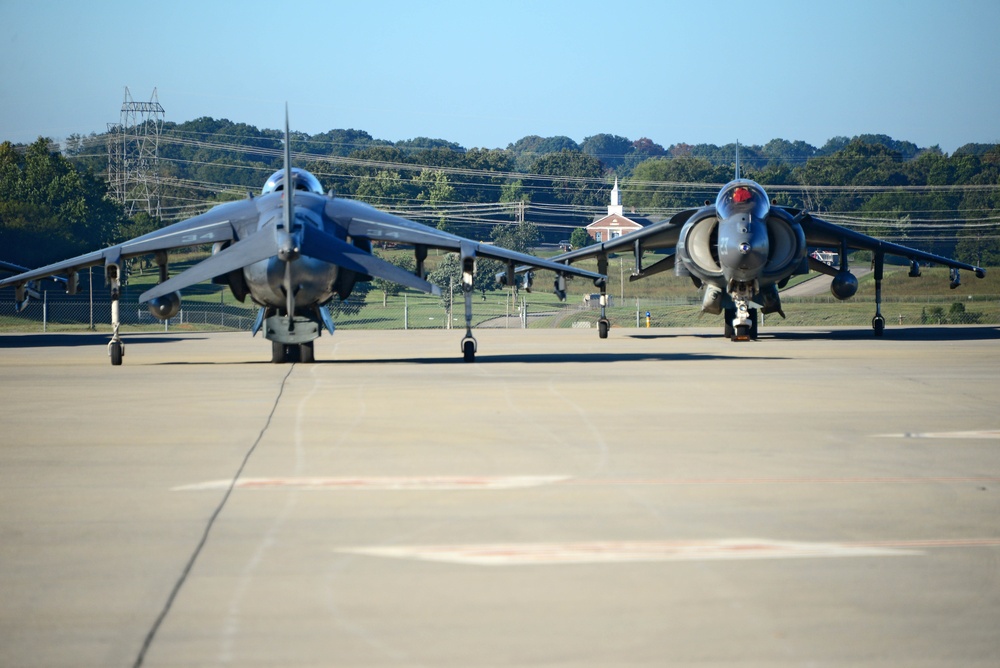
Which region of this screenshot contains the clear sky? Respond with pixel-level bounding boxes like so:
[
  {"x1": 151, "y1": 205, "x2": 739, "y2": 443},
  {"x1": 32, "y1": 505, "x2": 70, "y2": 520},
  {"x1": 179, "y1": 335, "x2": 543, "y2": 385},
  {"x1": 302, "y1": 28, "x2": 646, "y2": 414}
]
[{"x1": 2, "y1": 0, "x2": 998, "y2": 154}]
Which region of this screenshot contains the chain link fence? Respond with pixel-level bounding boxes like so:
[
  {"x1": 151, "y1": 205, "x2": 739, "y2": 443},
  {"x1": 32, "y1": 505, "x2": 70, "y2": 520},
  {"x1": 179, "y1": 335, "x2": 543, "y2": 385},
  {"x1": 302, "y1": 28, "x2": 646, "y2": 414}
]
[{"x1": 1, "y1": 289, "x2": 997, "y2": 334}]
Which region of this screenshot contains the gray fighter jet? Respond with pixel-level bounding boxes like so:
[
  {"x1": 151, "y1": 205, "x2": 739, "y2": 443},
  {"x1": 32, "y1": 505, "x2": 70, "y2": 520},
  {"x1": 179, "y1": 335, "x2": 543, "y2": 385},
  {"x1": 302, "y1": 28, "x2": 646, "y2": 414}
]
[
  {"x1": 0, "y1": 114, "x2": 605, "y2": 365},
  {"x1": 541, "y1": 171, "x2": 985, "y2": 340}
]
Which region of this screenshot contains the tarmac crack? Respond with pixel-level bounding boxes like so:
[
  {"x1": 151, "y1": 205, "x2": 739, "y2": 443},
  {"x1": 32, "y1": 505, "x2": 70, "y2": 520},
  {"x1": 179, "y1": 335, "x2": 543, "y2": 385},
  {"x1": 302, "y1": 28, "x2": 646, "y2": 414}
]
[{"x1": 131, "y1": 364, "x2": 296, "y2": 668}]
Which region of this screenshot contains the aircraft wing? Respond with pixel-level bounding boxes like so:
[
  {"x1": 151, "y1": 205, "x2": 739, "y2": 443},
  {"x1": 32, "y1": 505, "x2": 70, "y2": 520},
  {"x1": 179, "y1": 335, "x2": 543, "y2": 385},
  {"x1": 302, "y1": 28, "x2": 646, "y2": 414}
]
[
  {"x1": 796, "y1": 211, "x2": 986, "y2": 277},
  {"x1": 329, "y1": 197, "x2": 605, "y2": 282},
  {"x1": 0, "y1": 200, "x2": 257, "y2": 294},
  {"x1": 514, "y1": 209, "x2": 692, "y2": 272}
]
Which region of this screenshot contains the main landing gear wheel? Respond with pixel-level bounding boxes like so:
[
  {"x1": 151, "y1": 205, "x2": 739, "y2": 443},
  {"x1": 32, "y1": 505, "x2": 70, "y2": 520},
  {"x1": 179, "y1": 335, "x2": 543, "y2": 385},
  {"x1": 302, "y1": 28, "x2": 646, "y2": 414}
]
[
  {"x1": 109, "y1": 340, "x2": 123, "y2": 366},
  {"x1": 271, "y1": 341, "x2": 316, "y2": 363},
  {"x1": 872, "y1": 315, "x2": 885, "y2": 337},
  {"x1": 462, "y1": 338, "x2": 476, "y2": 363},
  {"x1": 598, "y1": 318, "x2": 610, "y2": 339}
]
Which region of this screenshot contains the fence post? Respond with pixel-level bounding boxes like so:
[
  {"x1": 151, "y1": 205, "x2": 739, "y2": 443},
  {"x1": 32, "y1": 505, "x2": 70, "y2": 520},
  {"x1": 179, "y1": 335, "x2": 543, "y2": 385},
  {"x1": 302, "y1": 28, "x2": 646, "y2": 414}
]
[
  {"x1": 43, "y1": 291, "x2": 47, "y2": 332},
  {"x1": 447, "y1": 279, "x2": 453, "y2": 330},
  {"x1": 404, "y1": 293, "x2": 408, "y2": 330},
  {"x1": 89, "y1": 268, "x2": 94, "y2": 331}
]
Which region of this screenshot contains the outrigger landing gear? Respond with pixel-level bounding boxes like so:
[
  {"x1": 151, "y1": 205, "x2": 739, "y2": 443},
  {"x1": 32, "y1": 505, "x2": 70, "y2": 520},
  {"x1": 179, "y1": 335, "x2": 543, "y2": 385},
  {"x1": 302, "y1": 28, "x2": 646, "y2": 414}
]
[
  {"x1": 460, "y1": 244, "x2": 477, "y2": 362},
  {"x1": 596, "y1": 256, "x2": 610, "y2": 339},
  {"x1": 106, "y1": 259, "x2": 124, "y2": 366},
  {"x1": 872, "y1": 251, "x2": 885, "y2": 337}
]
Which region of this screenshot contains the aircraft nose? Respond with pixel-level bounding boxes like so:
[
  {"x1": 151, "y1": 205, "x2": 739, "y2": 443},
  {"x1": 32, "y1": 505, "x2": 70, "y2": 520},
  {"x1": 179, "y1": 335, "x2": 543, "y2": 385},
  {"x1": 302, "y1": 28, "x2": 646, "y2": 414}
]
[{"x1": 719, "y1": 215, "x2": 769, "y2": 278}]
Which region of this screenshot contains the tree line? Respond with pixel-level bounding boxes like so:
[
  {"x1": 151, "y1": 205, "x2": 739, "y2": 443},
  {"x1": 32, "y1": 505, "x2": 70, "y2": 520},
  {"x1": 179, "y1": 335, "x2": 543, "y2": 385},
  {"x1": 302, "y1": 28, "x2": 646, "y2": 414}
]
[{"x1": 3, "y1": 117, "x2": 999, "y2": 271}]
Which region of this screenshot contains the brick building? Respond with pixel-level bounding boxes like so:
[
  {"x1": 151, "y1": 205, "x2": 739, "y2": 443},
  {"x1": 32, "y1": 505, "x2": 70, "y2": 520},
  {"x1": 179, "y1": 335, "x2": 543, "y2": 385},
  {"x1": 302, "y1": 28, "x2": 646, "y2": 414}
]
[{"x1": 585, "y1": 178, "x2": 656, "y2": 242}]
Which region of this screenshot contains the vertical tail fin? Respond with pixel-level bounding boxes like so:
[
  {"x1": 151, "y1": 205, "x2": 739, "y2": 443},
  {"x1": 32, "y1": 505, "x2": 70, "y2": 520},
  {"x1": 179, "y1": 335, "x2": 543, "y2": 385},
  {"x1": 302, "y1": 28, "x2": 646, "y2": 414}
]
[{"x1": 283, "y1": 105, "x2": 293, "y2": 229}]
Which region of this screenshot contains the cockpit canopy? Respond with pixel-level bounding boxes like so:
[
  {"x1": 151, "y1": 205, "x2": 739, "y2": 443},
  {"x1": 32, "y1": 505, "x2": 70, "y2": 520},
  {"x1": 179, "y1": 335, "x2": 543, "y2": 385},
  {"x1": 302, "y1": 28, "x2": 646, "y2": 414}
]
[
  {"x1": 262, "y1": 168, "x2": 325, "y2": 196},
  {"x1": 716, "y1": 180, "x2": 770, "y2": 220}
]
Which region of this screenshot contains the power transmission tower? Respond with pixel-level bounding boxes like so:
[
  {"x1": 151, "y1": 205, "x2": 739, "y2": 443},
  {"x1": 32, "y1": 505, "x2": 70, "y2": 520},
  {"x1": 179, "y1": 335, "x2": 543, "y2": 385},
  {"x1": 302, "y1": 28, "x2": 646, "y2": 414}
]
[{"x1": 107, "y1": 87, "x2": 164, "y2": 218}]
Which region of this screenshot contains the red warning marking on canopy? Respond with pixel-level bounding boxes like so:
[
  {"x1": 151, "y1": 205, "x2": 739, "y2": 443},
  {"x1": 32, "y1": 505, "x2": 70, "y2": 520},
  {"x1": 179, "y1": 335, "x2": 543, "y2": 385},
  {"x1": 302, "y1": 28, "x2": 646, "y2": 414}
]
[
  {"x1": 173, "y1": 475, "x2": 569, "y2": 492},
  {"x1": 338, "y1": 539, "x2": 922, "y2": 566}
]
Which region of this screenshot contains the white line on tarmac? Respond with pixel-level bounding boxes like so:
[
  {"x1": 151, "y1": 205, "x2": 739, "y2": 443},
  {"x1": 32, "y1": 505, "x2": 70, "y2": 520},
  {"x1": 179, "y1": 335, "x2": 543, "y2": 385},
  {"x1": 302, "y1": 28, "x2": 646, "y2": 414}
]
[
  {"x1": 335, "y1": 539, "x2": 925, "y2": 566},
  {"x1": 173, "y1": 474, "x2": 1000, "y2": 492},
  {"x1": 172, "y1": 475, "x2": 571, "y2": 492},
  {"x1": 562, "y1": 476, "x2": 1000, "y2": 485},
  {"x1": 875, "y1": 430, "x2": 1000, "y2": 439}
]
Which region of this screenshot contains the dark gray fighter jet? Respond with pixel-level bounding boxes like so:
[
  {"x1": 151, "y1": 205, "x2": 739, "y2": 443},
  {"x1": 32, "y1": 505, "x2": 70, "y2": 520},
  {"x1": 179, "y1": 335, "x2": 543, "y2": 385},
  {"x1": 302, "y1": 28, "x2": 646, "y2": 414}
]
[
  {"x1": 541, "y1": 172, "x2": 985, "y2": 340},
  {"x1": 0, "y1": 115, "x2": 604, "y2": 365}
]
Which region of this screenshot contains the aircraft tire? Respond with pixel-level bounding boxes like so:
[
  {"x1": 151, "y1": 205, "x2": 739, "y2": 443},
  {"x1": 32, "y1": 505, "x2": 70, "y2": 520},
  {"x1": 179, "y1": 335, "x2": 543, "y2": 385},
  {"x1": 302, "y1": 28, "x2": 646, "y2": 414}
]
[
  {"x1": 110, "y1": 341, "x2": 123, "y2": 366},
  {"x1": 272, "y1": 341, "x2": 288, "y2": 363},
  {"x1": 299, "y1": 341, "x2": 315, "y2": 363},
  {"x1": 873, "y1": 315, "x2": 885, "y2": 337},
  {"x1": 463, "y1": 339, "x2": 475, "y2": 363},
  {"x1": 598, "y1": 319, "x2": 609, "y2": 339}
]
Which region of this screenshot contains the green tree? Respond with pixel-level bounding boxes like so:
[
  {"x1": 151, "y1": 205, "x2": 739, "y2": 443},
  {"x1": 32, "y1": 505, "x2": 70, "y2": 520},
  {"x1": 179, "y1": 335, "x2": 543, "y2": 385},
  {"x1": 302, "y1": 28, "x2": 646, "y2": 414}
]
[
  {"x1": 491, "y1": 221, "x2": 538, "y2": 254},
  {"x1": 570, "y1": 227, "x2": 592, "y2": 249},
  {"x1": 529, "y1": 150, "x2": 604, "y2": 208},
  {"x1": 507, "y1": 135, "x2": 580, "y2": 171},
  {"x1": 0, "y1": 138, "x2": 130, "y2": 268},
  {"x1": 581, "y1": 133, "x2": 634, "y2": 172},
  {"x1": 354, "y1": 169, "x2": 408, "y2": 206},
  {"x1": 371, "y1": 251, "x2": 416, "y2": 306}
]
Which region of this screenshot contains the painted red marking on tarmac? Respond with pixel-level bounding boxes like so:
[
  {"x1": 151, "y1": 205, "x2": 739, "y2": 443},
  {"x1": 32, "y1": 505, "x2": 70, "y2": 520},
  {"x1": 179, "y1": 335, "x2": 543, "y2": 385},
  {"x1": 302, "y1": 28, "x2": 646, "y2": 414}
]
[
  {"x1": 340, "y1": 537, "x2": 1000, "y2": 566},
  {"x1": 338, "y1": 539, "x2": 924, "y2": 566}
]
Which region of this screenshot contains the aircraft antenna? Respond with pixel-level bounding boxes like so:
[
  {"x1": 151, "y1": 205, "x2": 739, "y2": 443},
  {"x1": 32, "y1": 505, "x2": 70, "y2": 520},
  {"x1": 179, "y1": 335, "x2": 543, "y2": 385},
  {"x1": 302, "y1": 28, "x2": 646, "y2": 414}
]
[{"x1": 107, "y1": 87, "x2": 164, "y2": 218}]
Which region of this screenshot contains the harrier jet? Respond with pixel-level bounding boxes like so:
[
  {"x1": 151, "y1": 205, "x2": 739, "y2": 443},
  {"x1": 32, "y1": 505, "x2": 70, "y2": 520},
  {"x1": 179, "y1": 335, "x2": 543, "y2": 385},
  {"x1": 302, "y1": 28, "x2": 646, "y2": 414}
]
[
  {"x1": 0, "y1": 115, "x2": 604, "y2": 364},
  {"x1": 543, "y1": 170, "x2": 985, "y2": 340}
]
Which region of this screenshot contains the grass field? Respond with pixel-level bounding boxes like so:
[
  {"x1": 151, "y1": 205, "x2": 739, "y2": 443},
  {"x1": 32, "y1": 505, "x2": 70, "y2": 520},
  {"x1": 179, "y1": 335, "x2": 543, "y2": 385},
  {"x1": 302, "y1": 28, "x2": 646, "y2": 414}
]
[{"x1": 2, "y1": 248, "x2": 996, "y2": 333}]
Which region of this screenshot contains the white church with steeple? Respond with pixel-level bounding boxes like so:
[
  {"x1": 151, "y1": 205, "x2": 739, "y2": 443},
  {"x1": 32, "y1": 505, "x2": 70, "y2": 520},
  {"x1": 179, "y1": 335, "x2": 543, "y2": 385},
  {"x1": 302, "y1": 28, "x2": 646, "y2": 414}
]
[{"x1": 584, "y1": 177, "x2": 654, "y2": 243}]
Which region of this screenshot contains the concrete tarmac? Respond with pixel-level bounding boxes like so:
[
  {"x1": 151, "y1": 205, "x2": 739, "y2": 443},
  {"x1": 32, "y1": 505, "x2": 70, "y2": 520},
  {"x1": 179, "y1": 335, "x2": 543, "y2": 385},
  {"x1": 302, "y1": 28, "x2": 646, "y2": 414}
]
[{"x1": 1, "y1": 326, "x2": 999, "y2": 667}]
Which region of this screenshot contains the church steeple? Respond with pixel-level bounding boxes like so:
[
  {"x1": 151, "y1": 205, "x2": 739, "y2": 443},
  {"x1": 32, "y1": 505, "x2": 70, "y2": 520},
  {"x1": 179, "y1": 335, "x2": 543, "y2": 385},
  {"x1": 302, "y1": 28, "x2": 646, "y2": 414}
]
[{"x1": 608, "y1": 177, "x2": 623, "y2": 216}]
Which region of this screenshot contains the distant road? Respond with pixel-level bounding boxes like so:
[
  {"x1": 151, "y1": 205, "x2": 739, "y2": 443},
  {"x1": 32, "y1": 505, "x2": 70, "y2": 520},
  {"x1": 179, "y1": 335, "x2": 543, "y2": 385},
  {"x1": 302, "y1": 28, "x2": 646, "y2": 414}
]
[{"x1": 781, "y1": 267, "x2": 871, "y2": 297}]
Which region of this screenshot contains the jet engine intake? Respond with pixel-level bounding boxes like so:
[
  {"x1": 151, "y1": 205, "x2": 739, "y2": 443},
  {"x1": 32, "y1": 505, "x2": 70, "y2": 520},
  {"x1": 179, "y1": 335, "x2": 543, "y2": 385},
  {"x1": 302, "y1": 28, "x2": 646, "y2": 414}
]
[
  {"x1": 148, "y1": 291, "x2": 182, "y2": 320},
  {"x1": 761, "y1": 211, "x2": 806, "y2": 281},
  {"x1": 676, "y1": 211, "x2": 723, "y2": 285}
]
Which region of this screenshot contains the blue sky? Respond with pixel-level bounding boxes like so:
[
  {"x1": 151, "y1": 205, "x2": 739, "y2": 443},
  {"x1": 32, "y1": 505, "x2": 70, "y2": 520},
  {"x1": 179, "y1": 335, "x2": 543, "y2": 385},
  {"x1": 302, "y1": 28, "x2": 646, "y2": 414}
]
[{"x1": 2, "y1": 0, "x2": 998, "y2": 153}]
